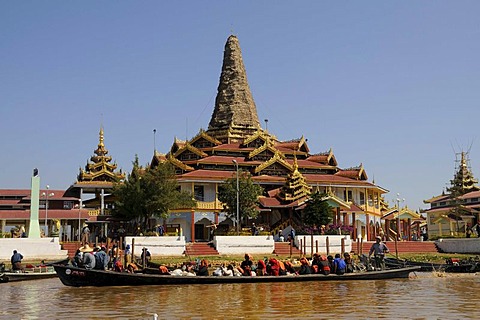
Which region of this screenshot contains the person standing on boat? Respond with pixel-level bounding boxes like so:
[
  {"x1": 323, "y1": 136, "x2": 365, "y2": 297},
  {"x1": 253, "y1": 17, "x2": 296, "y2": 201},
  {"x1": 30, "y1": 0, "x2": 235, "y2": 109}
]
[
  {"x1": 11, "y1": 250, "x2": 24, "y2": 271},
  {"x1": 369, "y1": 236, "x2": 389, "y2": 270},
  {"x1": 81, "y1": 223, "x2": 90, "y2": 246}
]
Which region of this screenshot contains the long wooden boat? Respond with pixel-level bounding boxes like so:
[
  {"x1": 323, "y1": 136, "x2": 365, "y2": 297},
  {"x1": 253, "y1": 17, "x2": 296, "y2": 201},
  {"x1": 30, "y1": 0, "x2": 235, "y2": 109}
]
[
  {"x1": 0, "y1": 266, "x2": 57, "y2": 283},
  {"x1": 53, "y1": 264, "x2": 420, "y2": 287},
  {"x1": 385, "y1": 257, "x2": 480, "y2": 273},
  {"x1": 384, "y1": 258, "x2": 444, "y2": 272}
]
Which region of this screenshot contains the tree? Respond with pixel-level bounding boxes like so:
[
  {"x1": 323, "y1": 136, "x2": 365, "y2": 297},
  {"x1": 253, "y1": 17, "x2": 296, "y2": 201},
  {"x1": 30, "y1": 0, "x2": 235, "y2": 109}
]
[
  {"x1": 302, "y1": 192, "x2": 333, "y2": 230},
  {"x1": 112, "y1": 156, "x2": 195, "y2": 228},
  {"x1": 218, "y1": 170, "x2": 263, "y2": 224}
]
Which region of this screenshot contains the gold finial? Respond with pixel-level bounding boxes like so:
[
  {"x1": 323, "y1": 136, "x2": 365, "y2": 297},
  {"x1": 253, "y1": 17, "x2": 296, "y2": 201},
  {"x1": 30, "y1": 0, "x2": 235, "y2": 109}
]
[
  {"x1": 293, "y1": 150, "x2": 298, "y2": 172},
  {"x1": 99, "y1": 126, "x2": 105, "y2": 147}
]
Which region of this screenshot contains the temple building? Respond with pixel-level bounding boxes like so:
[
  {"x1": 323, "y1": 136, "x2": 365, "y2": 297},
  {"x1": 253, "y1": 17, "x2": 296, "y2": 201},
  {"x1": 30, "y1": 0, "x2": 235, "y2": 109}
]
[
  {"x1": 151, "y1": 35, "x2": 389, "y2": 242},
  {"x1": 424, "y1": 151, "x2": 480, "y2": 237}
]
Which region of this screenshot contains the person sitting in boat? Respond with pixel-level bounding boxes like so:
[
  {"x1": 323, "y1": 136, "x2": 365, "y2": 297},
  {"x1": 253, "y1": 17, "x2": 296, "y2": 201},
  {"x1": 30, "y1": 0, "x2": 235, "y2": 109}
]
[
  {"x1": 319, "y1": 255, "x2": 331, "y2": 275},
  {"x1": 80, "y1": 245, "x2": 96, "y2": 270},
  {"x1": 256, "y1": 259, "x2": 266, "y2": 276},
  {"x1": 72, "y1": 249, "x2": 84, "y2": 268},
  {"x1": 267, "y1": 258, "x2": 280, "y2": 276},
  {"x1": 11, "y1": 250, "x2": 24, "y2": 271},
  {"x1": 197, "y1": 259, "x2": 209, "y2": 276},
  {"x1": 369, "y1": 236, "x2": 390, "y2": 270},
  {"x1": 311, "y1": 253, "x2": 321, "y2": 274},
  {"x1": 93, "y1": 246, "x2": 109, "y2": 270},
  {"x1": 284, "y1": 260, "x2": 297, "y2": 275},
  {"x1": 344, "y1": 252, "x2": 354, "y2": 273},
  {"x1": 140, "y1": 248, "x2": 151, "y2": 266},
  {"x1": 126, "y1": 262, "x2": 137, "y2": 273},
  {"x1": 158, "y1": 265, "x2": 170, "y2": 275},
  {"x1": 240, "y1": 253, "x2": 254, "y2": 276},
  {"x1": 299, "y1": 257, "x2": 312, "y2": 275},
  {"x1": 333, "y1": 253, "x2": 347, "y2": 275}
]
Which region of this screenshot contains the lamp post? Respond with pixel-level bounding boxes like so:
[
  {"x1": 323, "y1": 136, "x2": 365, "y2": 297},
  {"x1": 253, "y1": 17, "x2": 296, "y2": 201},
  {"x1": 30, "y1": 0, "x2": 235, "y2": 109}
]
[
  {"x1": 42, "y1": 185, "x2": 54, "y2": 237},
  {"x1": 232, "y1": 160, "x2": 240, "y2": 234},
  {"x1": 393, "y1": 193, "x2": 405, "y2": 259}
]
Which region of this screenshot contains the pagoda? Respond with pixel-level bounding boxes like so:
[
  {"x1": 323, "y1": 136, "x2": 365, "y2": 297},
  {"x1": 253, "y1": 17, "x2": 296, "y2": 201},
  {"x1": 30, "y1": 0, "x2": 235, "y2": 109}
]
[
  {"x1": 424, "y1": 151, "x2": 480, "y2": 237},
  {"x1": 66, "y1": 127, "x2": 124, "y2": 237},
  {"x1": 77, "y1": 127, "x2": 124, "y2": 183},
  {"x1": 152, "y1": 35, "x2": 388, "y2": 242}
]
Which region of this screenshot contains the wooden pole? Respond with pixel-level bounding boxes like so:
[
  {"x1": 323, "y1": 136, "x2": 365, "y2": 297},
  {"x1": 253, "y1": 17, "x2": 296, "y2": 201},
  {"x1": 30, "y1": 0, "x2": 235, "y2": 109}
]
[
  {"x1": 394, "y1": 231, "x2": 399, "y2": 259},
  {"x1": 310, "y1": 233, "x2": 314, "y2": 259},
  {"x1": 341, "y1": 238, "x2": 345, "y2": 255},
  {"x1": 326, "y1": 236, "x2": 330, "y2": 256},
  {"x1": 315, "y1": 240, "x2": 318, "y2": 254},
  {"x1": 131, "y1": 238, "x2": 135, "y2": 264},
  {"x1": 299, "y1": 238, "x2": 303, "y2": 256},
  {"x1": 303, "y1": 236, "x2": 306, "y2": 256}
]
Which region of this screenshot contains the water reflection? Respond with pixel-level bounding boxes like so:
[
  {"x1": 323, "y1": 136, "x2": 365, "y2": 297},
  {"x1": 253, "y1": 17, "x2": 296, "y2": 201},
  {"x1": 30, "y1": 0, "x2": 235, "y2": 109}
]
[{"x1": 1, "y1": 273, "x2": 480, "y2": 319}]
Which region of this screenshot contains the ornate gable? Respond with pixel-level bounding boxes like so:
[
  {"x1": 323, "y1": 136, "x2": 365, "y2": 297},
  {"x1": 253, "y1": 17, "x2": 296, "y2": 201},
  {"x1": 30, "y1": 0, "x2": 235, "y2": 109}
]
[
  {"x1": 190, "y1": 129, "x2": 222, "y2": 149},
  {"x1": 255, "y1": 151, "x2": 293, "y2": 175},
  {"x1": 276, "y1": 136, "x2": 310, "y2": 153},
  {"x1": 174, "y1": 142, "x2": 208, "y2": 162},
  {"x1": 307, "y1": 149, "x2": 337, "y2": 166},
  {"x1": 335, "y1": 164, "x2": 367, "y2": 181},
  {"x1": 167, "y1": 154, "x2": 194, "y2": 173},
  {"x1": 249, "y1": 143, "x2": 278, "y2": 161}
]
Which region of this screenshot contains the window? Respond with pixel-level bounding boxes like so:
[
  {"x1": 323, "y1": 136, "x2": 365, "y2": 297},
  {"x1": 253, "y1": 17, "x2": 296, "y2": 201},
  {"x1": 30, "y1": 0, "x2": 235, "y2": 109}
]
[
  {"x1": 194, "y1": 185, "x2": 205, "y2": 201},
  {"x1": 63, "y1": 201, "x2": 74, "y2": 209},
  {"x1": 359, "y1": 192, "x2": 365, "y2": 205},
  {"x1": 343, "y1": 190, "x2": 353, "y2": 201}
]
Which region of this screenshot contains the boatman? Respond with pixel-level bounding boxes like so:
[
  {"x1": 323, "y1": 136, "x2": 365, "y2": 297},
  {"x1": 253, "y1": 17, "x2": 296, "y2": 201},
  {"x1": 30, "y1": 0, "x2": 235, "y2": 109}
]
[
  {"x1": 11, "y1": 250, "x2": 24, "y2": 271},
  {"x1": 368, "y1": 236, "x2": 389, "y2": 270}
]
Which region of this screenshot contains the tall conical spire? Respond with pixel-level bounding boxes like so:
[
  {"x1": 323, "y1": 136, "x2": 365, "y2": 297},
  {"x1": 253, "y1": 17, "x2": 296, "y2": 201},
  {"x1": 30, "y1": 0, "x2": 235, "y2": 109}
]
[{"x1": 207, "y1": 35, "x2": 261, "y2": 143}]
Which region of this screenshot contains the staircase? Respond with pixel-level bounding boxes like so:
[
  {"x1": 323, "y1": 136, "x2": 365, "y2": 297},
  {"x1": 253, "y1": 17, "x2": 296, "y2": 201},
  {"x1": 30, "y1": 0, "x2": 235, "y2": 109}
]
[
  {"x1": 354, "y1": 241, "x2": 439, "y2": 255},
  {"x1": 184, "y1": 242, "x2": 219, "y2": 256},
  {"x1": 273, "y1": 242, "x2": 302, "y2": 256},
  {"x1": 61, "y1": 242, "x2": 82, "y2": 258}
]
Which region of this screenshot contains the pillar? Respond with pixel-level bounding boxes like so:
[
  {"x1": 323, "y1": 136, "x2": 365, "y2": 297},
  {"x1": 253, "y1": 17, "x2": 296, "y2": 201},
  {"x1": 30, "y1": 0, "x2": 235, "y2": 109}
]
[
  {"x1": 28, "y1": 170, "x2": 41, "y2": 238},
  {"x1": 191, "y1": 209, "x2": 195, "y2": 243},
  {"x1": 365, "y1": 214, "x2": 370, "y2": 241}
]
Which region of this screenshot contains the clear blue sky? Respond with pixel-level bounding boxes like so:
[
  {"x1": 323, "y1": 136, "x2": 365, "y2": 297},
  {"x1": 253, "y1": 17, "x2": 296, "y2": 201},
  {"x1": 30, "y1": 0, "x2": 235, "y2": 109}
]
[{"x1": 2, "y1": 1, "x2": 480, "y2": 212}]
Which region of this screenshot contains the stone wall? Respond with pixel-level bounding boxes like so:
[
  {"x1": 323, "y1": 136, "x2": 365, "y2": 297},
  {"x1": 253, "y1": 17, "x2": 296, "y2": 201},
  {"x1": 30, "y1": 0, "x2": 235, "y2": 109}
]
[
  {"x1": 125, "y1": 236, "x2": 186, "y2": 256},
  {"x1": 0, "y1": 238, "x2": 68, "y2": 261},
  {"x1": 435, "y1": 238, "x2": 480, "y2": 254},
  {"x1": 214, "y1": 236, "x2": 275, "y2": 255}
]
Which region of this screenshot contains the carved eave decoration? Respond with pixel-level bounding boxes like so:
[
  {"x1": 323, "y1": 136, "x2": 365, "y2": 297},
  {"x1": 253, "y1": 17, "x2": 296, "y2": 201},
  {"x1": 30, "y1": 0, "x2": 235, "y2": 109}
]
[
  {"x1": 335, "y1": 163, "x2": 368, "y2": 181},
  {"x1": 170, "y1": 137, "x2": 186, "y2": 155},
  {"x1": 167, "y1": 154, "x2": 195, "y2": 172},
  {"x1": 277, "y1": 136, "x2": 310, "y2": 154},
  {"x1": 307, "y1": 149, "x2": 338, "y2": 166},
  {"x1": 255, "y1": 151, "x2": 292, "y2": 174},
  {"x1": 189, "y1": 129, "x2": 222, "y2": 147},
  {"x1": 248, "y1": 142, "x2": 278, "y2": 159},
  {"x1": 319, "y1": 189, "x2": 351, "y2": 209},
  {"x1": 150, "y1": 151, "x2": 167, "y2": 168},
  {"x1": 242, "y1": 129, "x2": 276, "y2": 147},
  {"x1": 173, "y1": 142, "x2": 208, "y2": 159}
]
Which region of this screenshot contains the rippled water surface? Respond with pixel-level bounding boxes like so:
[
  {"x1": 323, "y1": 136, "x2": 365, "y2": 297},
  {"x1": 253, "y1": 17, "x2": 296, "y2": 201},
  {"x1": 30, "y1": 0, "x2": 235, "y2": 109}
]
[{"x1": 1, "y1": 273, "x2": 479, "y2": 319}]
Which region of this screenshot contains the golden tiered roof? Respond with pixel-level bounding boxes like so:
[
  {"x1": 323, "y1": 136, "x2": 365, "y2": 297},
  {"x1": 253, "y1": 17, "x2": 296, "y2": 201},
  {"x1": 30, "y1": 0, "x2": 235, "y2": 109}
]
[
  {"x1": 278, "y1": 155, "x2": 312, "y2": 202},
  {"x1": 77, "y1": 127, "x2": 125, "y2": 183}
]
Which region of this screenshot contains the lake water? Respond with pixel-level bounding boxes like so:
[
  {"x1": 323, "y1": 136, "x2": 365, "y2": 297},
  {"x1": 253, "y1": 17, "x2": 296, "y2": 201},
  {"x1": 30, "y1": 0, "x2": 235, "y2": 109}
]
[{"x1": 1, "y1": 272, "x2": 479, "y2": 320}]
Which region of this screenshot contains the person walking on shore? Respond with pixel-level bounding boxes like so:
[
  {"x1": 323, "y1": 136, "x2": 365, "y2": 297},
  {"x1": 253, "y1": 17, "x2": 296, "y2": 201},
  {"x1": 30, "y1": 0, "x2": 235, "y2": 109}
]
[{"x1": 369, "y1": 236, "x2": 389, "y2": 270}]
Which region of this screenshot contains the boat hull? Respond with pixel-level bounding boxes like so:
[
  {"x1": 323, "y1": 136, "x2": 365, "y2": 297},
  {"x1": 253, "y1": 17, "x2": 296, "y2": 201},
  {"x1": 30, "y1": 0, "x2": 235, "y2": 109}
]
[
  {"x1": 0, "y1": 271, "x2": 57, "y2": 282},
  {"x1": 53, "y1": 265, "x2": 420, "y2": 287}
]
